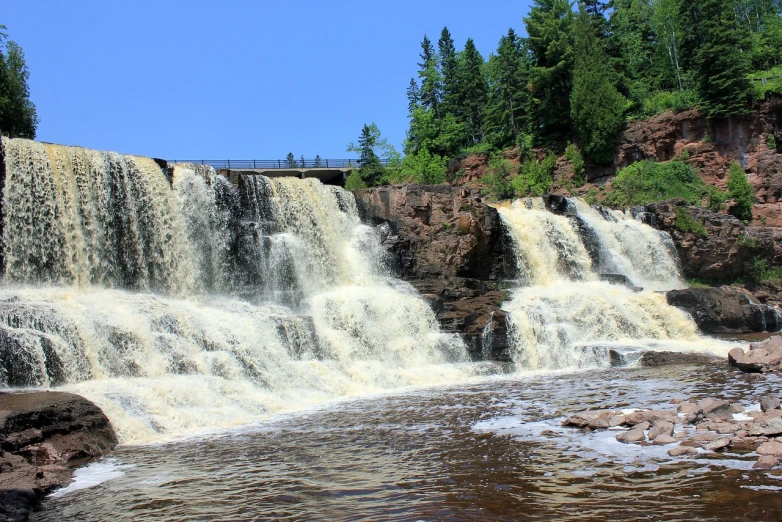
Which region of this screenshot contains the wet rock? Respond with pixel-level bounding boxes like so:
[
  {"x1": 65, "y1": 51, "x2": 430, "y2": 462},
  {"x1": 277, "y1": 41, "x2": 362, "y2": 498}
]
[
  {"x1": 753, "y1": 455, "x2": 780, "y2": 469},
  {"x1": 652, "y1": 434, "x2": 677, "y2": 445},
  {"x1": 730, "y1": 436, "x2": 758, "y2": 450},
  {"x1": 703, "y1": 400, "x2": 733, "y2": 421},
  {"x1": 692, "y1": 432, "x2": 717, "y2": 443},
  {"x1": 637, "y1": 351, "x2": 721, "y2": 367},
  {"x1": 668, "y1": 446, "x2": 699, "y2": 457},
  {"x1": 749, "y1": 416, "x2": 782, "y2": 436},
  {"x1": 678, "y1": 402, "x2": 698, "y2": 414},
  {"x1": 616, "y1": 426, "x2": 646, "y2": 443},
  {"x1": 760, "y1": 396, "x2": 781, "y2": 412},
  {"x1": 562, "y1": 410, "x2": 621, "y2": 429},
  {"x1": 625, "y1": 410, "x2": 675, "y2": 427},
  {"x1": 729, "y1": 336, "x2": 782, "y2": 373},
  {"x1": 704, "y1": 438, "x2": 731, "y2": 452},
  {"x1": 729, "y1": 403, "x2": 745, "y2": 414},
  {"x1": 756, "y1": 440, "x2": 782, "y2": 457},
  {"x1": 0, "y1": 391, "x2": 117, "y2": 521},
  {"x1": 666, "y1": 287, "x2": 781, "y2": 334},
  {"x1": 648, "y1": 421, "x2": 674, "y2": 440},
  {"x1": 608, "y1": 415, "x2": 626, "y2": 427}
]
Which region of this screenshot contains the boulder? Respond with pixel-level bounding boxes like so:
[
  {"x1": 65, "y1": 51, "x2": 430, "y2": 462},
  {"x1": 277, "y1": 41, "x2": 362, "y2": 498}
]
[
  {"x1": 648, "y1": 421, "x2": 674, "y2": 440},
  {"x1": 652, "y1": 434, "x2": 677, "y2": 445},
  {"x1": 562, "y1": 410, "x2": 621, "y2": 430},
  {"x1": 753, "y1": 455, "x2": 780, "y2": 469},
  {"x1": 668, "y1": 446, "x2": 699, "y2": 457},
  {"x1": 666, "y1": 287, "x2": 781, "y2": 334},
  {"x1": 756, "y1": 440, "x2": 782, "y2": 457},
  {"x1": 0, "y1": 391, "x2": 117, "y2": 522},
  {"x1": 704, "y1": 438, "x2": 731, "y2": 451},
  {"x1": 749, "y1": 416, "x2": 782, "y2": 436},
  {"x1": 728, "y1": 336, "x2": 782, "y2": 373},
  {"x1": 637, "y1": 351, "x2": 721, "y2": 367},
  {"x1": 760, "y1": 396, "x2": 781, "y2": 412},
  {"x1": 625, "y1": 410, "x2": 676, "y2": 427},
  {"x1": 616, "y1": 427, "x2": 646, "y2": 443},
  {"x1": 702, "y1": 400, "x2": 733, "y2": 421}
]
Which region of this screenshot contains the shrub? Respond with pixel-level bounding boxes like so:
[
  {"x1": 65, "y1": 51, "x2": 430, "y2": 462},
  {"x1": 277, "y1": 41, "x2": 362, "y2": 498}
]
[
  {"x1": 461, "y1": 141, "x2": 495, "y2": 157},
  {"x1": 674, "y1": 207, "x2": 708, "y2": 237},
  {"x1": 637, "y1": 89, "x2": 699, "y2": 118},
  {"x1": 344, "y1": 170, "x2": 368, "y2": 190},
  {"x1": 603, "y1": 160, "x2": 707, "y2": 207},
  {"x1": 480, "y1": 154, "x2": 516, "y2": 201},
  {"x1": 565, "y1": 143, "x2": 586, "y2": 187},
  {"x1": 398, "y1": 148, "x2": 447, "y2": 185},
  {"x1": 512, "y1": 153, "x2": 556, "y2": 197},
  {"x1": 738, "y1": 233, "x2": 758, "y2": 249},
  {"x1": 767, "y1": 134, "x2": 778, "y2": 151},
  {"x1": 681, "y1": 148, "x2": 690, "y2": 161},
  {"x1": 584, "y1": 188, "x2": 598, "y2": 206},
  {"x1": 727, "y1": 162, "x2": 754, "y2": 222},
  {"x1": 705, "y1": 186, "x2": 727, "y2": 212}
]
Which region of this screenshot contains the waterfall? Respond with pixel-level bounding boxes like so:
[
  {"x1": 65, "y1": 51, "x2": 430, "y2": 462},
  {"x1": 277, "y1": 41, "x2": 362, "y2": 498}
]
[
  {"x1": 0, "y1": 138, "x2": 472, "y2": 444},
  {"x1": 499, "y1": 197, "x2": 727, "y2": 371}
]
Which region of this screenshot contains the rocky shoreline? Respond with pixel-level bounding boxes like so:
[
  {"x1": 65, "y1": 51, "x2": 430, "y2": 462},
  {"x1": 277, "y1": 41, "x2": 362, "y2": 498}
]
[{"x1": 0, "y1": 392, "x2": 117, "y2": 522}]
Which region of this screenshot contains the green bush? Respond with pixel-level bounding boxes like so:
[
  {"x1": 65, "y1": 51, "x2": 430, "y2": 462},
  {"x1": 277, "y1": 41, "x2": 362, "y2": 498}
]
[
  {"x1": 681, "y1": 148, "x2": 690, "y2": 161},
  {"x1": 738, "y1": 233, "x2": 758, "y2": 249},
  {"x1": 604, "y1": 160, "x2": 708, "y2": 207},
  {"x1": 748, "y1": 257, "x2": 782, "y2": 283},
  {"x1": 584, "y1": 188, "x2": 598, "y2": 206},
  {"x1": 637, "y1": 90, "x2": 699, "y2": 118},
  {"x1": 461, "y1": 141, "x2": 496, "y2": 157},
  {"x1": 565, "y1": 143, "x2": 586, "y2": 187},
  {"x1": 749, "y1": 66, "x2": 782, "y2": 101},
  {"x1": 767, "y1": 134, "x2": 778, "y2": 151},
  {"x1": 344, "y1": 170, "x2": 368, "y2": 190},
  {"x1": 705, "y1": 186, "x2": 727, "y2": 212},
  {"x1": 674, "y1": 207, "x2": 708, "y2": 238},
  {"x1": 727, "y1": 162, "x2": 754, "y2": 222},
  {"x1": 397, "y1": 148, "x2": 447, "y2": 185},
  {"x1": 480, "y1": 154, "x2": 516, "y2": 201},
  {"x1": 512, "y1": 153, "x2": 556, "y2": 197}
]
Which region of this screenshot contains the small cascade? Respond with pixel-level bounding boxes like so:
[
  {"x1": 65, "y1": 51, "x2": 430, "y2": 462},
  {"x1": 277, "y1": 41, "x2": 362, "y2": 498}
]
[
  {"x1": 0, "y1": 138, "x2": 473, "y2": 444},
  {"x1": 499, "y1": 197, "x2": 727, "y2": 371}
]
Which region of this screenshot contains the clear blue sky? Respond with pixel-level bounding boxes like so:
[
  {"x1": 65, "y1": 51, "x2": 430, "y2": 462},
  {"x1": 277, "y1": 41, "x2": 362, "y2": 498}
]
[{"x1": 4, "y1": 0, "x2": 533, "y2": 160}]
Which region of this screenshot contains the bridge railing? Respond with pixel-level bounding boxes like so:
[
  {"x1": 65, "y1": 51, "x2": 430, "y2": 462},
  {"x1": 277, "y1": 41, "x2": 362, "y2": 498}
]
[{"x1": 168, "y1": 159, "x2": 394, "y2": 169}]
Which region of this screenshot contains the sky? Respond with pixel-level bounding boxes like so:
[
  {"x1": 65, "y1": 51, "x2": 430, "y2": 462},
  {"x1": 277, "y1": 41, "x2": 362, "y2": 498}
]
[{"x1": 3, "y1": 0, "x2": 533, "y2": 161}]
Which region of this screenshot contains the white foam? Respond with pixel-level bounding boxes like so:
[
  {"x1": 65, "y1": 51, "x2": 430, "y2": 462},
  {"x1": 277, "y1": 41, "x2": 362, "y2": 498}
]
[{"x1": 49, "y1": 460, "x2": 128, "y2": 498}]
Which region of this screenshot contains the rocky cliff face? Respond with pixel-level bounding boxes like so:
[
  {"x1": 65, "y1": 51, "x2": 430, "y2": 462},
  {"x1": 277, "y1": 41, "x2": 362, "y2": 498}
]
[{"x1": 353, "y1": 184, "x2": 511, "y2": 360}]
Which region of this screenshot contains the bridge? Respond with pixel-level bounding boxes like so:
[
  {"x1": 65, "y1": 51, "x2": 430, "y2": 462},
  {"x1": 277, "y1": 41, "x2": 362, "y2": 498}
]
[{"x1": 168, "y1": 158, "x2": 394, "y2": 185}]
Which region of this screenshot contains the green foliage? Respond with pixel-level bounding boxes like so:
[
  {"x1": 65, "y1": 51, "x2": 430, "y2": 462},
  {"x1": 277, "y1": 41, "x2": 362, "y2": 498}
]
[
  {"x1": 686, "y1": 278, "x2": 711, "y2": 288},
  {"x1": 570, "y1": 7, "x2": 626, "y2": 164},
  {"x1": 285, "y1": 152, "x2": 296, "y2": 168},
  {"x1": 512, "y1": 152, "x2": 556, "y2": 196},
  {"x1": 347, "y1": 123, "x2": 401, "y2": 187},
  {"x1": 680, "y1": 148, "x2": 690, "y2": 161},
  {"x1": 678, "y1": 0, "x2": 753, "y2": 119},
  {"x1": 635, "y1": 90, "x2": 699, "y2": 119},
  {"x1": 480, "y1": 155, "x2": 516, "y2": 200},
  {"x1": 674, "y1": 207, "x2": 708, "y2": 237},
  {"x1": 767, "y1": 133, "x2": 778, "y2": 151},
  {"x1": 701, "y1": 134, "x2": 713, "y2": 143},
  {"x1": 727, "y1": 162, "x2": 754, "y2": 221},
  {"x1": 584, "y1": 187, "x2": 598, "y2": 205},
  {"x1": 748, "y1": 257, "x2": 782, "y2": 283},
  {"x1": 461, "y1": 141, "x2": 495, "y2": 157},
  {"x1": 344, "y1": 170, "x2": 368, "y2": 190},
  {"x1": 738, "y1": 233, "x2": 758, "y2": 249},
  {"x1": 483, "y1": 30, "x2": 530, "y2": 149},
  {"x1": 705, "y1": 186, "x2": 727, "y2": 212},
  {"x1": 565, "y1": 143, "x2": 585, "y2": 187},
  {"x1": 604, "y1": 160, "x2": 708, "y2": 207},
  {"x1": 398, "y1": 148, "x2": 447, "y2": 185},
  {"x1": 748, "y1": 65, "x2": 782, "y2": 101},
  {"x1": 0, "y1": 27, "x2": 38, "y2": 138}
]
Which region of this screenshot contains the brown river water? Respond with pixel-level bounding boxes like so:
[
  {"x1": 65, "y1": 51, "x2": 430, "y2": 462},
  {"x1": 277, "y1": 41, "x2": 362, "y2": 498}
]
[{"x1": 35, "y1": 363, "x2": 782, "y2": 521}]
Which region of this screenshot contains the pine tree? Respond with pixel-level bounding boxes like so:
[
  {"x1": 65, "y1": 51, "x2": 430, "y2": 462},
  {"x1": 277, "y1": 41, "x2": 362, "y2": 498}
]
[
  {"x1": 285, "y1": 152, "x2": 296, "y2": 168},
  {"x1": 608, "y1": 0, "x2": 657, "y2": 102},
  {"x1": 356, "y1": 124, "x2": 385, "y2": 186},
  {"x1": 299, "y1": 155, "x2": 306, "y2": 168},
  {"x1": 484, "y1": 29, "x2": 529, "y2": 148},
  {"x1": 417, "y1": 35, "x2": 441, "y2": 112},
  {"x1": 679, "y1": 0, "x2": 752, "y2": 119},
  {"x1": 570, "y1": 5, "x2": 626, "y2": 164},
  {"x1": 406, "y1": 78, "x2": 420, "y2": 114},
  {"x1": 458, "y1": 38, "x2": 488, "y2": 144},
  {"x1": 438, "y1": 27, "x2": 458, "y2": 116},
  {"x1": 314, "y1": 155, "x2": 323, "y2": 168},
  {"x1": 524, "y1": 0, "x2": 574, "y2": 143},
  {"x1": 727, "y1": 162, "x2": 754, "y2": 221},
  {"x1": 0, "y1": 27, "x2": 38, "y2": 138}
]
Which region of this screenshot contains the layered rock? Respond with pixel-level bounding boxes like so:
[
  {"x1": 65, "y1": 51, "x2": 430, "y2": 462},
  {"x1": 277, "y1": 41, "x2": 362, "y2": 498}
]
[
  {"x1": 729, "y1": 336, "x2": 782, "y2": 373},
  {"x1": 666, "y1": 287, "x2": 781, "y2": 334},
  {"x1": 353, "y1": 184, "x2": 509, "y2": 359},
  {"x1": 0, "y1": 392, "x2": 117, "y2": 521}
]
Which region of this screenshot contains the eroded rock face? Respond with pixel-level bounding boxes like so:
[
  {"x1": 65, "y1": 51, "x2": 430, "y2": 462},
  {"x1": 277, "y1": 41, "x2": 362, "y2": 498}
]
[
  {"x1": 0, "y1": 391, "x2": 118, "y2": 521},
  {"x1": 354, "y1": 184, "x2": 509, "y2": 359},
  {"x1": 666, "y1": 287, "x2": 781, "y2": 334}
]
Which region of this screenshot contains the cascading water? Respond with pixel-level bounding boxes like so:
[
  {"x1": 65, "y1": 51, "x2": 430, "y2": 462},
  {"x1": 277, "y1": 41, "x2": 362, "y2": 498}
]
[
  {"x1": 499, "y1": 197, "x2": 728, "y2": 370},
  {"x1": 0, "y1": 138, "x2": 472, "y2": 444}
]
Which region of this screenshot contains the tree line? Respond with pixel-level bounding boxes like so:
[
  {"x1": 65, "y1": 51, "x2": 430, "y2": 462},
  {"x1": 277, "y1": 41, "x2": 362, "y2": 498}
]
[
  {"x1": 347, "y1": 0, "x2": 782, "y2": 189},
  {"x1": 0, "y1": 25, "x2": 37, "y2": 139}
]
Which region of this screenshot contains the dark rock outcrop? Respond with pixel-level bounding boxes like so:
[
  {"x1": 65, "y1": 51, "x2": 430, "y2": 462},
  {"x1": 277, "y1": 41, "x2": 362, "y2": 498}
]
[
  {"x1": 666, "y1": 287, "x2": 781, "y2": 334},
  {"x1": 354, "y1": 184, "x2": 510, "y2": 359},
  {"x1": 0, "y1": 391, "x2": 117, "y2": 521}
]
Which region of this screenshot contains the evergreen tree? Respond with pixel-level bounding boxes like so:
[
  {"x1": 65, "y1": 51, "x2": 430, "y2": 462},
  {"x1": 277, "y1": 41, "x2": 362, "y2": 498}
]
[
  {"x1": 406, "y1": 78, "x2": 420, "y2": 114},
  {"x1": 285, "y1": 152, "x2": 296, "y2": 168},
  {"x1": 438, "y1": 27, "x2": 458, "y2": 115},
  {"x1": 570, "y1": 5, "x2": 626, "y2": 164},
  {"x1": 314, "y1": 155, "x2": 323, "y2": 168},
  {"x1": 300, "y1": 155, "x2": 306, "y2": 168},
  {"x1": 417, "y1": 35, "x2": 441, "y2": 112},
  {"x1": 727, "y1": 162, "x2": 754, "y2": 221},
  {"x1": 525, "y1": 0, "x2": 574, "y2": 143},
  {"x1": 458, "y1": 38, "x2": 489, "y2": 144},
  {"x1": 0, "y1": 26, "x2": 38, "y2": 138},
  {"x1": 608, "y1": 0, "x2": 658, "y2": 103},
  {"x1": 651, "y1": 0, "x2": 685, "y2": 92},
  {"x1": 679, "y1": 0, "x2": 753, "y2": 119},
  {"x1": 484, "y1": 29, "x2": 529, "y2": 148},
  {"x1": 356, "y1": 124, "x2": 384, "y2": 186}
]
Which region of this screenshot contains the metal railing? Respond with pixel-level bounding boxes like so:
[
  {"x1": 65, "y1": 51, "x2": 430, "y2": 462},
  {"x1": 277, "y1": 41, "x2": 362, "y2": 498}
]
[{"x1": 168, "y1": 158, "x2": 394, "y2": 170}]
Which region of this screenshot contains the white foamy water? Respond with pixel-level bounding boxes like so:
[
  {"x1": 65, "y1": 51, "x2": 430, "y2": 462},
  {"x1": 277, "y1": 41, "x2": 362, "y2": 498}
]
[{"x1": 498, "y1": 197, "x2": 733, "y2": 370}]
